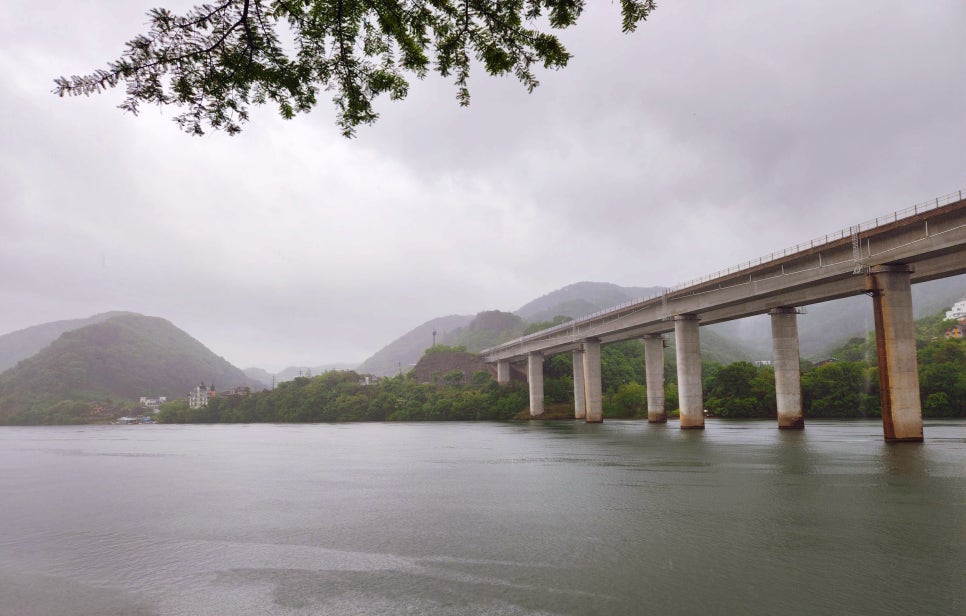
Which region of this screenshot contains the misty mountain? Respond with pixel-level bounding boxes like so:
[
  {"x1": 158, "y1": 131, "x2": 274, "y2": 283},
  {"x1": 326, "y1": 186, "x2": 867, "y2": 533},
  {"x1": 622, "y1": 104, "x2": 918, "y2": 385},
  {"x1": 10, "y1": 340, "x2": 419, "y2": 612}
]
[
  {"x1": 0, "y1": 313, "x2": 258, "y2": 418},
  {"x1": 515, "y1": 281, "x2": 665, "y2": 322},
  {"x1": 356, "y1": 276, "x2": 966, "y2": 378},
  {"x1": 0, "y1": 311, "x2": 132, "y2": 374},
  {"x1": 440, "y1": 311, "x2": 527, "y2": 352},
  {"x1": 356, "y1": 314, "x2": 475, "y2": 377},
  {"x1": 356, "y1": 283, "x2": 669, "y2": 377},
  {"x1": 243, "y1": 367, "x2": 274, "y2": 389}
]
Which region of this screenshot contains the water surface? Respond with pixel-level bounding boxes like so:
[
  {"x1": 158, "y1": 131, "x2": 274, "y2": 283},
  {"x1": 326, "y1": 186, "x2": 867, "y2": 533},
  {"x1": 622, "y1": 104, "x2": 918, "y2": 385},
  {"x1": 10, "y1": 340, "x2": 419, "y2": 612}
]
[{"x1": 1, "y1": 419, "x2": 963, "y2": 615}]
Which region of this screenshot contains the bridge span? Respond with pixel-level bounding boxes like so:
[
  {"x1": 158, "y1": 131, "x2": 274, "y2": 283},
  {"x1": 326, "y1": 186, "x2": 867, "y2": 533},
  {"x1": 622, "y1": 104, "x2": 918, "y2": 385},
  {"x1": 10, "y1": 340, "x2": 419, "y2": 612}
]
[{"x1": 481, "y1": 191, "x2": 966, "y2": 441}]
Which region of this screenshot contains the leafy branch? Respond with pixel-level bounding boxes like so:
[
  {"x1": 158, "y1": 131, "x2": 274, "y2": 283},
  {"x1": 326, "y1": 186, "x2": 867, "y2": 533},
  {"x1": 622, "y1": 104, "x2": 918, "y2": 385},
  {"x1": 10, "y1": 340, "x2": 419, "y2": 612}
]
[{"x1": 54, "y1": 0, "x2": 657, "y2": 136}]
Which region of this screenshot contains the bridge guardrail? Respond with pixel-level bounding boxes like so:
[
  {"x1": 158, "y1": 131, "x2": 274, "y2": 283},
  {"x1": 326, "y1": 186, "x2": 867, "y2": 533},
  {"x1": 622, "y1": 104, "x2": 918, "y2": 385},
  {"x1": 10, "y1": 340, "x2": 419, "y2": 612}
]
[{"x1": 482, "y1": 189, "x2": 965, "y2": 356}]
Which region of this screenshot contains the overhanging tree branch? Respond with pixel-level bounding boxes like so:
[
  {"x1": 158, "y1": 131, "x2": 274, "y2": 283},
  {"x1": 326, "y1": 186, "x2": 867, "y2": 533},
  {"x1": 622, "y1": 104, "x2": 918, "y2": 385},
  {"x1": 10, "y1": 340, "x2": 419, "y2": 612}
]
[{"x1": 54, "y1": 0, "x2": 657, "y2": 136}]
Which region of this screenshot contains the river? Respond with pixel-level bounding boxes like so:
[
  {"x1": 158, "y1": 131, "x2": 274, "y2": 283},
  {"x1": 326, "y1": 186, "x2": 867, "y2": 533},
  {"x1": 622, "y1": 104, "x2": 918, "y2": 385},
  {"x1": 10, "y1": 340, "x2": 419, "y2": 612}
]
[{"x1": 0, "y1": 419, "x2": 963, "y2": 615}]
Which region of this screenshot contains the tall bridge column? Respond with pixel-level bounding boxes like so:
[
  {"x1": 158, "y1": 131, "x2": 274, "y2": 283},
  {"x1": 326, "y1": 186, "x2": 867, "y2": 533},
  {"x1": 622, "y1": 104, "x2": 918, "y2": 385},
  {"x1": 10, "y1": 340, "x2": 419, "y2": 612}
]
[
  {"x1": 868, "y1": 264, "x2": 923, "y2": 442},
  {"x1": 527, "y1": 352, "x2": 544, "y2": 417},
  {"x1": 582, "y1": 338, "x2": 603, "y2": 423},
  {"x1": 496, "y1": 360, "x2": 510, "y2": 385},
  {"x1": 643, "y1": 334, "x2": 666, "y2": 423},
  {"x1": 770, "y1": 307, "x2": 804, "y2": 430},
  {"x1": 572, "y1": 349, "x2": 586, "y2": 419},
  {"x1": 674, "y1": 315, "x2": 704, "y2": 429}
]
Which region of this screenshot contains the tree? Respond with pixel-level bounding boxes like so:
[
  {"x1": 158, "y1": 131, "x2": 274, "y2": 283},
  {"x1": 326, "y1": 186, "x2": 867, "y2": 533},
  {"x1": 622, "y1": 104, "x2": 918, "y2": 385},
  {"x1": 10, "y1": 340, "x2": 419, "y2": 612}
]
[
  {"x1": 54, "y1": 1, "x2": 656, "y2": 136},
  {"x1": 704, "y1": 361, "x2": 776, "y2": 418}
]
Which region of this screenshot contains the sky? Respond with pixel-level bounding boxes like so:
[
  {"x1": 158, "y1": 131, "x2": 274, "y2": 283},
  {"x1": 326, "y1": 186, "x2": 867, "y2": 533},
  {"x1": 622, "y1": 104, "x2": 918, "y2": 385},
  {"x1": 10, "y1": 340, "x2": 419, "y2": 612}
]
[{"x1": 1, "y1": 1, "x2": 964, "y2": 371}]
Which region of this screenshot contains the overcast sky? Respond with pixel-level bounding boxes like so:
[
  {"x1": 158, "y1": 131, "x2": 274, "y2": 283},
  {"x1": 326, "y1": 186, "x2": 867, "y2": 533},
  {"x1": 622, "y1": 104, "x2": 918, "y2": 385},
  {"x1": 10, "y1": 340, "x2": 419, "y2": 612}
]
[{"x1": 1, "y1": 1, "x2": 964, "y2": 371}]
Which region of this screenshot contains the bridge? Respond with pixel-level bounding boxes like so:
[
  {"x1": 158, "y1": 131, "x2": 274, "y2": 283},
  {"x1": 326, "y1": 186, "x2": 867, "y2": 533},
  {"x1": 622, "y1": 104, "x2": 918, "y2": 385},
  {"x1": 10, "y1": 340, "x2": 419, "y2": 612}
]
[{"x1": 481, "y1": 191, "x2": 966, "y2": 441}]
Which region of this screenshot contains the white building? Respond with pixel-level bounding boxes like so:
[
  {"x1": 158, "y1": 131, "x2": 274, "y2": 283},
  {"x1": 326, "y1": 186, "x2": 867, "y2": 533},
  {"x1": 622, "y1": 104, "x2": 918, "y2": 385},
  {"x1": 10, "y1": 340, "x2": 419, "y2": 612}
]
[
  {"x1": 946, "y1": 299, "x2": 966, "y2": 320},
  {"x1": 188, "y1": 384, "x2": 215, "y2": 409}
]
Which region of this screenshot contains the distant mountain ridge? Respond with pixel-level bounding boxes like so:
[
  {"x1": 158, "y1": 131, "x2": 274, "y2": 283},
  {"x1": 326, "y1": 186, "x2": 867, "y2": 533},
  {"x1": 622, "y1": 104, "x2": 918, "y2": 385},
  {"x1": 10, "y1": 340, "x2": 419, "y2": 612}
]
[
  {"x1": 244, "y1": 363, "x2": 359, "y2": 387},
  {"x1": 0, "y1": 313, "x2": 257, "y2": 419},
  {"x1": 356, "y1": 314, "x2": 476, "y2": 377},
  {"x1": 357, "y1": 282, "x2": 668, "y2": 377},
  {"x1": 514, "y1": 281, "x2": 665, "y2": 322},
  {"x1": 355, "y1": 276, "x2": 966, "y2": 376}
]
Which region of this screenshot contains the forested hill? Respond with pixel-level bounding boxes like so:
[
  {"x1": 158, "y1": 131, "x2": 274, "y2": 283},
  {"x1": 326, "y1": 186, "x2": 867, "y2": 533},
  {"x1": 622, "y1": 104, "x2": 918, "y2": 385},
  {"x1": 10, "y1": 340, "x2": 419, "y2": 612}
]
[
  {"x1": 0, "y1": 313, "x2": 257, "y2": 421},
  {"x1": 356, "y1": 282, "x2": 668, "y2": 377},
  {"x1": 514, "y1": 281, "x2": 665, "y2": 323},
  {"x1": 0, "y1": 311, "x2": 129, "y2": 373},
  {"x1": 356, "y1": 314, "x2": 475, "y2": 377}
]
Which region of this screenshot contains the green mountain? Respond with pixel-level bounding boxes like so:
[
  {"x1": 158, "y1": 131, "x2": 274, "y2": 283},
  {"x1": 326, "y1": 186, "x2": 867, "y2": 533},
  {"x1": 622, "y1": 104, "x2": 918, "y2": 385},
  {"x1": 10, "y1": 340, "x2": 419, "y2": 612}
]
[
  {"x1": 441, "y1": 310, "x2": 527, "y2": 352},
  {"x1": 356, "y1": 283, "x2": 668, "y2": 377},
  {"x1": 356, "y1": 314, "x2": 475, "y2": 377},
  {"x1": 514, "y1": 281, "x2": 665, "y2": 322},
  {"x1": 0, "y1": 313, "x2": 257, "y2": 420},
  {"x1": 0, "y1": 311, "x2": 131, "y2": 373}
]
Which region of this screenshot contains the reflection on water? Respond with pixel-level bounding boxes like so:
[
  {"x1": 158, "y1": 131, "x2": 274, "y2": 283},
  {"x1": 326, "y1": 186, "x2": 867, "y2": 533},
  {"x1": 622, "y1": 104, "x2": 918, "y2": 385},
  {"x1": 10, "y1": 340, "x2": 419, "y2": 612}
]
[{"x1": 0, "y1": 419, "x2": 963, "y2": 616}]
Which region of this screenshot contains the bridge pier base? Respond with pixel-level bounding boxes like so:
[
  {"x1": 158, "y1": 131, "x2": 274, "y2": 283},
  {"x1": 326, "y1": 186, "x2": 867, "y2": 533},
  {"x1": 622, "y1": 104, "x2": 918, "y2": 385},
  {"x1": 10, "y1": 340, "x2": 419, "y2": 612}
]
[
  {"x1": 643, "y1": 335, "x2": 666, "y2": 423},
  {"x1": 572, "y1": 349, "x2": 586, "y2": 419},
  {"x1": 582, "y1": 339, "x2": 603, "y2": 423},
  {"x1": 674, "y1": 315, "x2": 704, "y2": 429},
  {"x1": 868, "y1": 265, "x2": 923, "y2": 442},
  {"x1": 770, "y1": 307, "x2": 804, "y2": 429},
  {"x1": 527, "y1": 352, "x2": 544, "y2": 417},
  {"x1": 496, "y1": 360, "x2": 510, "y2": 385}
]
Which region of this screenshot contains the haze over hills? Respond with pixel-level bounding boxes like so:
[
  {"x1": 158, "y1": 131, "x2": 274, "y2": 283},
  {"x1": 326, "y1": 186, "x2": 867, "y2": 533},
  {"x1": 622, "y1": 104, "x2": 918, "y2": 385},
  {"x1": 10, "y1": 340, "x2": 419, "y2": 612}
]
[
  {"x1": 0, "y1": 313, "x2": 257, "y2": 420},
  {"x1": 515, "y1": 282, "x2": 666, "y2": 323},
  {"x1": 243, "y1": 363, "x2": 359, "y2": 387},
  {"x1": 354, "y1": 277, "x2": 966, "y2": 376},
  {"x1": 0, "y1": 311, "x2": 131, "y2": 374},
  {"x1": 357, "y1": 282, "x2": 670, "y2": 377},
  {"x1": 3, "y1": 276, "x2": 961, "y2": 412},
  {"x1": 355, "y1": 314, "x2": 476, "y2": 377}
]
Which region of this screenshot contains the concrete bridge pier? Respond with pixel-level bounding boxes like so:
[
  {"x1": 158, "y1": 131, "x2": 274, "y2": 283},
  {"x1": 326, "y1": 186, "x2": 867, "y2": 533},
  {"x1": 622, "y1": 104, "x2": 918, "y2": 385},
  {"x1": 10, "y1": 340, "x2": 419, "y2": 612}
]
[
  {"x1": 769, "y1": 307, "x2": 804, "y2": 429},
  {"x1": 674, "y1": 315, "x2": 704, "y2": 429},
  {"x1": 643, "y1": 334, "x2": 666, "y2": 423},
  {"x1": 572, "y1": 349, "x2": 586, "y2": 419},
  {"x1": 582, "y1": 338, "x2": 603, "y2": 423},
  {"x1": 868, "y1": 264, "x2": 923, "y2": 442},
  {"x1": 527, "y1": 352, "x2": 544, "y2": 417},
  {"x1": 496, "y1": 360, "x2": 510, "y2": 385}
]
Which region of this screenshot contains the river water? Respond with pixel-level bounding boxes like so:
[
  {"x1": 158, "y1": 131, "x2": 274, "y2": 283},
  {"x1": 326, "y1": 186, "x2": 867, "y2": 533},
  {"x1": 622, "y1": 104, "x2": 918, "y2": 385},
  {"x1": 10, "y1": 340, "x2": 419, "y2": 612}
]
[{"x1": 0, "y1": 420, "x2": 963, "y2": 616}]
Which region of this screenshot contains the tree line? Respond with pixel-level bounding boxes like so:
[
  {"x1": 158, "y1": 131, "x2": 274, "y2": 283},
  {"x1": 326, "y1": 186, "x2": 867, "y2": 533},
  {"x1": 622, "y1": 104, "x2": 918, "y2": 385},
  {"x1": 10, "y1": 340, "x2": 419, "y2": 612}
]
[{"x1": 153, "y1": 329, "x2": 965, "y2": 425}]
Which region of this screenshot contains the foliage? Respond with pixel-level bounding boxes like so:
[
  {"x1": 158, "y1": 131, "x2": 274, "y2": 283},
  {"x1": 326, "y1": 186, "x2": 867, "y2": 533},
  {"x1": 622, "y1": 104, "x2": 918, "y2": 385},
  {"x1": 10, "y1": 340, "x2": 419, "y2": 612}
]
[
  {"x1": 54, "y1": 0, "x2": 657, "y2": 136},
  {"x1": 704, "y1": 362, "x2": 776, "y2": 418},
  {"x1": 801, "y1": 361, "x2": 880, "y2": 418},
  {"x1": 830, "y1": 335, "x2": 877, "y2": 363},
  {"x1": 915, "y1": 312, "x2": 960, "y2": 343},
  {"x1": 523, "y1": 315, "x2": 573, "y2": 336},
  {"x1": 442, "y1": 311, "x2": 526, "y2": 352},
  {"x1": 604, "y1": 382, "x2": 646, "y2": 418},
  {"x1": 423, "y1": 344, "x2": 466, "y2": 355},
  {"x1": 157, "y1": 370, "x2": 529, "y2": 423},
  {"x1": 917, "y1": 339, "x2": 966, "y2": 417}
]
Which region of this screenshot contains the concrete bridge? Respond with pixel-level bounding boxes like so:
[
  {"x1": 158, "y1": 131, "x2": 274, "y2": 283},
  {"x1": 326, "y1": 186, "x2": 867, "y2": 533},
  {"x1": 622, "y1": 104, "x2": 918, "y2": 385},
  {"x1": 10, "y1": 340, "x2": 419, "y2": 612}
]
[{"x1": 481, "y1": 191, "x2": 966, "y2": 441}]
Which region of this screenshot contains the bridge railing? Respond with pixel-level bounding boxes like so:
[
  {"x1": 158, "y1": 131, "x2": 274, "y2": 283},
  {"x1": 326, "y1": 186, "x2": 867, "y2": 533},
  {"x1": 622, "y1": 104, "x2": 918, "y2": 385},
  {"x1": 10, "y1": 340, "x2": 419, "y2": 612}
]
[{"x1": 482, "y1": 189, "x2": 965, "y2": 356}]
